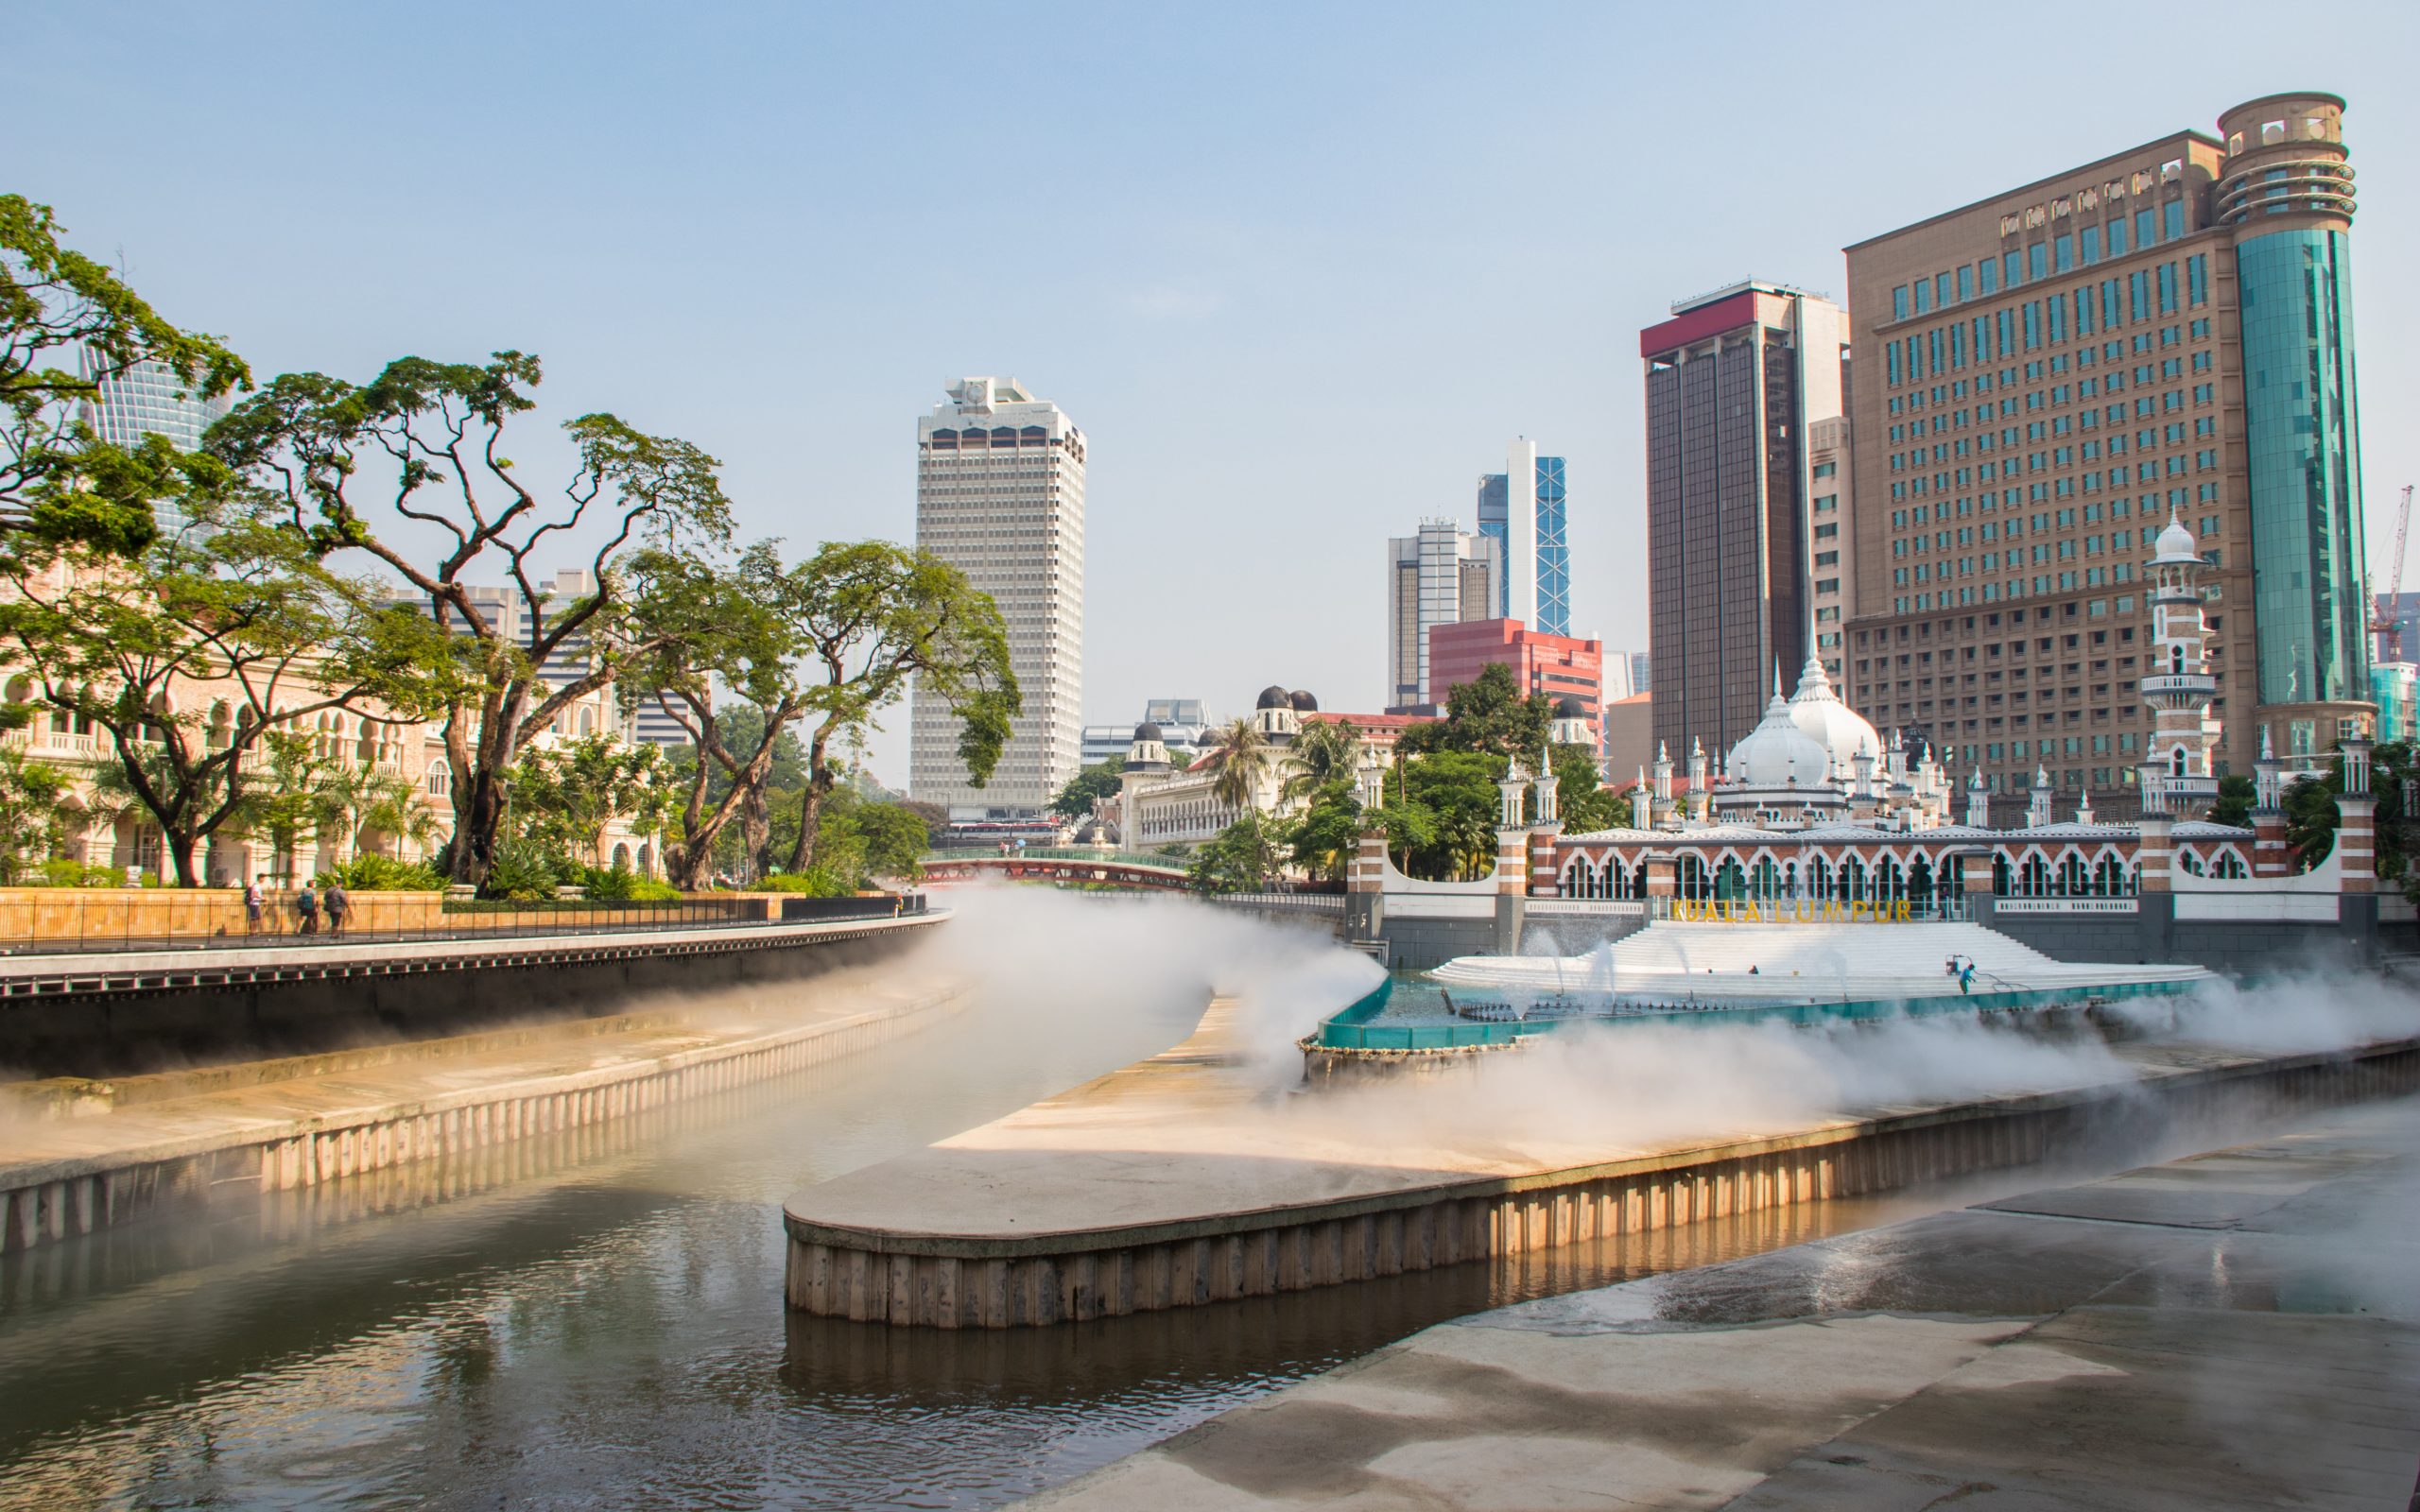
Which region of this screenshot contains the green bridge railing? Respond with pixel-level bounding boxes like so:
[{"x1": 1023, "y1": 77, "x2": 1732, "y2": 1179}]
[
  {"x1": 1308, "y1": 975, "x2": 2200, "y2": 1052},
  {"x1": 922, "y1": 848, "x2": 1188, "y2": 871}
]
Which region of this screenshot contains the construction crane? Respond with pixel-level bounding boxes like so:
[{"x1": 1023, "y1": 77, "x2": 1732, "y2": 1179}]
[{"x1": 2370, "y1": 483, "x2": 2415, "y2": 662}]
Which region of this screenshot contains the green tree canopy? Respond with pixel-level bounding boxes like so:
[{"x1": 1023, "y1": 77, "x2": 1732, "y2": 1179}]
[
  {"x1": 0, "y1": 484, "x2": 451, "y2": 885},
  {"x1": 207, "y1": 352, "x2": 733, "y2": 886},
  {"x1": 1, "y1": 194, "x2": 249, "y2": 535},
  {"x1": 1396, "y1": 662, "x2": 1549, "y2": 760},
  {"x1": 1050, "y1": 757, "x2": 1123, "y2": 821},
  {"x1": 2207, "y1": 772, "x2": 2257, "y2": 829}
]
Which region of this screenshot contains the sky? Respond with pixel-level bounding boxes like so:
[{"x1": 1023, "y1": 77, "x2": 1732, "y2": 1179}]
[{"x1": 15, "y1": 0, "x2": 2419, "y2": 787}]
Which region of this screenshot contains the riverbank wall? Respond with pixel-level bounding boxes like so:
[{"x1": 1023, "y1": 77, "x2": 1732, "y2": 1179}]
[
  {"x1": 783, "y1": 1031, "x2": 2420, "y2": 1329},
  {"x1": 0, "y1": 974, "x2": 964, "y2": 1255},
  {"x1": 0, "y1": 910, "x2": 942, "y2": 1079}
]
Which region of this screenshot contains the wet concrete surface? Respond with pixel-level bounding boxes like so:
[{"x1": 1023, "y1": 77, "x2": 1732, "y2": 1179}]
[{"x1": 1019, "y1": 1093, "x2": 2420, "y2": 1510}]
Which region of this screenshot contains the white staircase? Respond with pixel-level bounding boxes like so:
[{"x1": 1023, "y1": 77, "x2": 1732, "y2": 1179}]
[{"x1": 1432, "y1": 920, "x2": 2208, "y2": 999}]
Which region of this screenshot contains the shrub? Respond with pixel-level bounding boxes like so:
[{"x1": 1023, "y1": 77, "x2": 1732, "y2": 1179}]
[
  {"x1": 755, "y1": 866, "x2": 851, "y2": 897},
  {"x1": 317, "y1": 854, "x2": 446, "y2": 892},
  {"x1": 480, "y1": 840, "x2": 567, "y2": 902},
  {"x1": 572, "y1": 863, "x2": 683, "y2": 902},
  {"x1": 30, "y1": 858, "x2": 127, "y2": 888}
]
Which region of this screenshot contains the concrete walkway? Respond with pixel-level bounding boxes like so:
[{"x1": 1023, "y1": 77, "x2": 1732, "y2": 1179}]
[{"x1": 1021, "y1": 1095, "x2": 2420, "y2": 1511}]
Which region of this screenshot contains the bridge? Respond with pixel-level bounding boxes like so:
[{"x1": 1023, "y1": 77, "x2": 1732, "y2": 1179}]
[{"x1": 919, "y1": 848, "x2": 1193, "y2": 891}]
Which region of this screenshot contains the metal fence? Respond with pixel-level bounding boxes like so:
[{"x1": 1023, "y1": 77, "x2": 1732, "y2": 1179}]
[
  {"x1": 921, "y1": 847, "x2": 1185, "y2": 870},
  {"x1": 0, "y1": 890, "x2": 927, "y2": 957}
]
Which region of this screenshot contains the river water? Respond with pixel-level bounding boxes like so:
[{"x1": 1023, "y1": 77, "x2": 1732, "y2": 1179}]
[{"x1": 0, "y1": 897, "x2": 2094, "y2": 1510}]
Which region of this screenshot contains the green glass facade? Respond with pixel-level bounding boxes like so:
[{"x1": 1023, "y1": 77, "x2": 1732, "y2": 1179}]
[{"x1": 2238, "y1": 228, "x2": 2366, "y2": 707}]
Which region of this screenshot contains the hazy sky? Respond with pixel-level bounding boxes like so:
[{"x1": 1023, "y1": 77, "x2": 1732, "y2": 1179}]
[{"x1": 16, "y1": 1, "x2": 2418, "y2": 784}]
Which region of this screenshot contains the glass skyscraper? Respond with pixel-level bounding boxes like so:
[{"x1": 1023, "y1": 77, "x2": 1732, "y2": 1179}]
[
  {"x1": 1476, "y1": 440, "x2": 1569, "y2": 636},
  {"x1": 2221, "y1": 94, "x2": 2366, "y2": 752}
]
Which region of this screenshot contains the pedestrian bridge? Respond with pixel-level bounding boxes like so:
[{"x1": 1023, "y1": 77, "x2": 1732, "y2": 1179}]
[{"x1": 919, "y1": 849, "x2": 1192, "y2": 891}]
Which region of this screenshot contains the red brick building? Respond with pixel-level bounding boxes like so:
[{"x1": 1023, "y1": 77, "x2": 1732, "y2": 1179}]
[{"x1": 1427, "y1": 619, "x2": 1604, "y2": 744}]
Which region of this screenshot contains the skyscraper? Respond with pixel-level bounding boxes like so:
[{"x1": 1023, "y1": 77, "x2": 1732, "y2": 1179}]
[
  {"x1": 1388, "y1": 521, "x2": 1499, "y2": 710},
  {"x1": 910, "y1": 377, "x2": 1086, "y2": 818},
  {"x1": 77, "y1": 352, "x2": 233, "y2": 452},
  {"x1": 1640, "y1": 282, "x2": 1849, "y2": 761},
  {"x1": 1841, "y1": 93, "x2": 2370, "y2": 813},
  {"x1": 1476, "y1": 441, "x2": 1570, "y2": 635},
  {"x1": 74, "y1": 352, "x2": 236, "y2": 537}
]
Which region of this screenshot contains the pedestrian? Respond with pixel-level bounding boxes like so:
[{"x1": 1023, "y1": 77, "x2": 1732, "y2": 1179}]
[
  {"x1": 296, "y1": 883, "x2": 320, "y2": 936},
  {"x1": 1960, "y1": 960, "x2": 1977, "y2": 995},
  {"x1": 244, "y1": 876, "x2": 266, "y2": 935},
  {"x1": 324, "y1": 881, "x2": 351, "y2": 938}
]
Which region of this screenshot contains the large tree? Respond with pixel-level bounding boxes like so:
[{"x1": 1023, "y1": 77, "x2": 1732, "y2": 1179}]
[
  {"x1": 626, "y1": 539, "x2": 1015, "y2": 887},
  {"x1": 1396, "y1": 662, "x2": 1549, "y2": 761},
  {"x1": 0, "y1": 474, "x2": 448, "y2": 885},
  {"x1": 778, "y1": 541, "x2": 1016, "y2": 875},
  {"x1": 207, "y1": 352, "x2": 733, "y2": 885},
  {"x1": 1, "y1": 195, "x2": 248, "y2": 534},
  {"x1": 1049, "y1": 757, "x2": 1123, "y2": 821}
]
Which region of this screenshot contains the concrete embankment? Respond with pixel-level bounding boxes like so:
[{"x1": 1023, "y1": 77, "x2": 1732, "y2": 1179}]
[
  {"x1": 783, "y1": 998, "x2": 2420, "y2": 1330},
  {"x1": 1019, "y1": 1093, "x2": 2420, "y2": 1510},
  {"x1": 0, "y1": 909, "x2": 942, "y2": 1078},
  {"x1": 0, "y1": 971, "x2": 964, "y2": 1253}
]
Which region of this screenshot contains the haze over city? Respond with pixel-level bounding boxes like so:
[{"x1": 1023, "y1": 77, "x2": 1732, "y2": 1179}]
[{"x1": 15, "y1": 0, "x2": 2417, "y2": 785}]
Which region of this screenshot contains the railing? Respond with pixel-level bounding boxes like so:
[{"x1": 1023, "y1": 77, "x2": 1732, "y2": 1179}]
[
  {"x1": 1990, "y1": 897, "x2": 2140, "y2": 915},
  {"x1": 0, "y1": 889, "x2": 927, "y2": 957},
  {"x1": 1526, "y1": 899, "x2": 1648, "y2": 917},
  {"x1": 922, "y1": 848, "x2": 1185, "y2": 870},
  {"x1": 1212, "y1": 892, "x2": 1345, "y2": 911}
]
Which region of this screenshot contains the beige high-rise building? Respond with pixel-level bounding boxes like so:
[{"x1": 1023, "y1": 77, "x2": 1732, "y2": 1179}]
[
  {"x1": 1387, "y1": 520, "x2": 1500, "y2": 711},
  {"x1": 909, "y1": 377, "x2": 1086, "y2": 818},
  {"x1": 1843, "y1": 93, "x2": 2370, "y2": 819}
]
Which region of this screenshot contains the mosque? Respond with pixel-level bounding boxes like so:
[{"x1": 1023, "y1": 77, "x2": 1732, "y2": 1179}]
[{"x1": 1532, "y1": 514, "x2": 2317, "y2": 907}]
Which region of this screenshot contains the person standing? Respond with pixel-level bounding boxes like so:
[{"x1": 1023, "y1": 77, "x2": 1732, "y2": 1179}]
[
  {"x1": 324, "y1": 881, "x2": 351, "y2": 938},
  {"x1": 244, "y1": 877, "x2": 266, "y2": 936},
  {"x1": 296, "y1": 883, "x2": 320, "y2": 936}
]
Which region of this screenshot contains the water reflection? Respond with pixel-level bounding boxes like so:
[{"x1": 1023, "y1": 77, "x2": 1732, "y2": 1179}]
[{"x1": 0, "y1": 946, "x2": 2194, "y2": 1512}]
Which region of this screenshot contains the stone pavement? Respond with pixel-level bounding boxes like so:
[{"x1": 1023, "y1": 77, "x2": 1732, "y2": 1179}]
[{"x1": 1020, "y1": 1095, "x2": 2420, "y2": 1511}]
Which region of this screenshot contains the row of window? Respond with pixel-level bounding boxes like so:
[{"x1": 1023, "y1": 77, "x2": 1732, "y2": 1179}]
[
  {"x1": 1886, "y1": 258, "x2": 2210, "y2": 386},
  {"x1": 1891, "y1": 202, "x2": 2192, "y2": 322}
]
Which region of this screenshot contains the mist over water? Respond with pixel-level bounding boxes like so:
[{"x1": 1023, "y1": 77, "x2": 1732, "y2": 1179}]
[{"x1": 0, "y1": 886, "x2": 2410, "y2": 1509}]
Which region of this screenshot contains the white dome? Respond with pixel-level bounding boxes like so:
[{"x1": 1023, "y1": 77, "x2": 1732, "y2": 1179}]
[
  {"x1": 1725, "y1": 690, "x2": 1834, "y2": 790},
  {"x1": 1786, "y1": 654, "x2": 1881, "y2": 773},
  {"x1": 2153, "y1": 512, "x2": 2199, "y2": 564}
]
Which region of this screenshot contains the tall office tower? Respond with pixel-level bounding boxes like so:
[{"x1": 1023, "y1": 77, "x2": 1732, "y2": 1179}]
[
  {"x1": 1629, "y1": 651, "x2": 1651, "y2": 695},
  {"x1": 910, "y1": 377, "x2": 1087, "y2": 818},
  {"x1": 1842, "y1": 93, "x2": 2369, "y2": 816},
  {"x1": 1640, "y1": 282, "x2": 1849, "y2": 761},
  {"x1": 73, "y1": 352, "x2": 236, "y2": 536},
  {"x1": 77, "y1": 352, "x2": 233, "y2": 452},
  {"x1": 1476, "y1": 441, "x2": 1570, "y2": 635},
  {"x1": 1387, "y1": 520, "x2": 1500, "y2": 710}
]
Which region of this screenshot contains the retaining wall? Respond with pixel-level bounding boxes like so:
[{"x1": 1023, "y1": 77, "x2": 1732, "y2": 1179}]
[
  {"x1": 783, "y1": 1037, "x2": 2420, "y2": 1329},
  {"x1": 0, "y1": 913, "x2": 941, "y2": 1079},
  {"x1": 0, "y1": 983, "x2": 961, "y2": 1255}
]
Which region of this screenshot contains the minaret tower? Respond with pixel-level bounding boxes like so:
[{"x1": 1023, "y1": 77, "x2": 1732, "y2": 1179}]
[{"x1": 2138, "y1": 509, "x2": 2221, "y2": 816}]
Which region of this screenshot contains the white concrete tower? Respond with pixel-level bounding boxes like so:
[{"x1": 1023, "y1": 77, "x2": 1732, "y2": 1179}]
[
  {"x1": 910, "y1": 378, "x2": 1085, "y2": 817},
  {"x1": 2137, "y1": 510, "x2": 2221, "y2": 816}
]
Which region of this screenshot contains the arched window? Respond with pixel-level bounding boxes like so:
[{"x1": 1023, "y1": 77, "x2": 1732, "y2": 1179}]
[
  {"x1": 2171, "y1": 747, "x2": 2187, "y2": 778},
  {"x1": 2213, "y1": 850, "x2": 2246, "y2": 879},
  {"x1": 2094, "y1": 854, "x2": 2125, "y2": 896},
  {"x1": 2058, "y1": 854, "x2": 2089, "y2": 895},
  {"x1": 2020, "y1": 854, "x2": 2049, "y2": 896},
  {"x1": 2171, "y1": 644, "x2": 2185, "y2": 675},
  {"x1": 1993, "y1": 853, "x2": 2013, "y2": 895}
]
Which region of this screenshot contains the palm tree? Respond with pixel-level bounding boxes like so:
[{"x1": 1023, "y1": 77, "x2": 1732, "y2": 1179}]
[
  {"x1": 322, "y1": 763, "x2": 444, "y2": 861},
  {"x1": 1279, "y1": 717, "x2": 1363, "y2": 806},
  {"x1": 1206, "y1": 716, "x2": 1270, "y2": 818}
]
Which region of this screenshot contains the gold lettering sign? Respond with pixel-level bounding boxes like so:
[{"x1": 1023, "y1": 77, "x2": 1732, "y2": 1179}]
[{"x1": 1669, "y1": 900, "x2": 1915, "y2": 923}]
